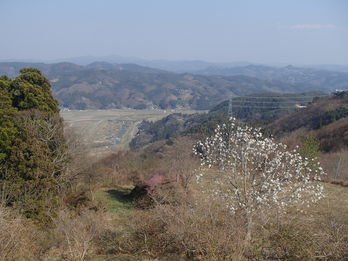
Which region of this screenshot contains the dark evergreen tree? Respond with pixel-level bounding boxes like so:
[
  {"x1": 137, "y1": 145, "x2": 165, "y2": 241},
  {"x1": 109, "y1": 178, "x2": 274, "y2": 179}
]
[
  {"x1": 0, "y1": 68, "x2": 67, "y2": 219},
  {"x1": 0, "y1": 77, "x2": 17, "y2": 161},
  {"x1": 9, "y1": 67, "x2": 59, "y2": 113}
]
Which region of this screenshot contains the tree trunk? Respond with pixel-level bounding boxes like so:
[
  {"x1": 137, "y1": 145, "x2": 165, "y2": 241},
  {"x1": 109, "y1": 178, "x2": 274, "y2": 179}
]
[{"x1": 245, "y1": 213, "x2": 253, "y2": 243}]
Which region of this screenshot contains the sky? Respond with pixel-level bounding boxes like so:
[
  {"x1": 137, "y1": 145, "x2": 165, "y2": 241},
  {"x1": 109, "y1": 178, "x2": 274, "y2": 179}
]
[{"x1": 1, "y1": 0, "x2": 348, "y2": 65}]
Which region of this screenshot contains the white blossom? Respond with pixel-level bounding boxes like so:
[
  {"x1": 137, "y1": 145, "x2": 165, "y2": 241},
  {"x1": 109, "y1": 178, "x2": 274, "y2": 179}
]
[{"x1": 193, "y1": 118, "x2": 325, "y2": 215}]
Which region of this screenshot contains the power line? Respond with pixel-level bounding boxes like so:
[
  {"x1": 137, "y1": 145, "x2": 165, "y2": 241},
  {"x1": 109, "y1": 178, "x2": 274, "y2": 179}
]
[
  {"x1": 226, "y1": 94, "x2": 326, "y2": 116},
  {"x1": 233, "y1": 95, "x2": 328, "y2": 99},
  {"x1": 228, "y1": 97, "x2": 233, "y2": 118},
  {"x1": 229, "y1": 105, "x2": 301, "y2": 109},
  {"x1": 231, "y1": 101, "x2": 311, "y2": 104},
  {"x1": 233, "y1": 97, "x2": 318, "y2": 100}
]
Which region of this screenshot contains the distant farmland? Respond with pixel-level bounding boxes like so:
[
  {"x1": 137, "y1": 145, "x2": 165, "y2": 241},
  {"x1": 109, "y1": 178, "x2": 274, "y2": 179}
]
[{"x1": 61, "y1": 109, "x2": 203, "y2": 155}]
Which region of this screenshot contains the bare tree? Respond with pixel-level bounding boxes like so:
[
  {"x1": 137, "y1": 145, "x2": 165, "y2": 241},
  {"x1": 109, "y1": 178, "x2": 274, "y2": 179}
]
[
  {"x1": 160, "y1": 137, "x2": 199, "y2": 190},
  {"x1": 53, "y1": 209, "x2": 104, "y2": 261}
]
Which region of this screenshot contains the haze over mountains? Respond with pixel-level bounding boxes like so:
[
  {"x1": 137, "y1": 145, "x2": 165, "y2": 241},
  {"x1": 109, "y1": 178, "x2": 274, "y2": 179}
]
[
  {"x1": 0, "y1": 56, "x2": 252, "y2": 73},
  {"x1": 1, "y1": 60, "x2": 348, "y2": 110},
  {"x1": 3, "y1": 55, "x2": 348, "y2": 73}
]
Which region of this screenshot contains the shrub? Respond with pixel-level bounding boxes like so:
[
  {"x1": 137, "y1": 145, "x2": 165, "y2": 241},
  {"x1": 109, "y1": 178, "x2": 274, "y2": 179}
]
[
  {"x1": 52, "y1": 209, "x2": 105, "y2": 261},
  {"x1": 0, "y1": 206, "x2": 40, "y2": 260},
  {"x1": 117, "y1": 199, "x2": 245, "y2": 260}
]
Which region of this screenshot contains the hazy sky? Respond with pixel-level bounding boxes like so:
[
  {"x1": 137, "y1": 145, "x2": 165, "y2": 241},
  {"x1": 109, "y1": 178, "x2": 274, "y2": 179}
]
[{"x1": 1, "y1": 0, "x2": 348, "y2": 64}]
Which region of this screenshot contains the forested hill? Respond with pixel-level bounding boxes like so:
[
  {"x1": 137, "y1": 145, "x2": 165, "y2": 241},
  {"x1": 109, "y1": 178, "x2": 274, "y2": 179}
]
[
  {"x1": 130, "y1": 91, "x2": 348, "y2": 152},
  {"x1": 209, "y1": 91, "x2": 328, "y2": 123},
  {"x1": 268, "y1": 91, "x2": 348, "y2": 152},
  {"x1": 1, "y1": 62, "x2": 346, "y2": 110},
  {"x1": 129, "y1": 92, "x2": 326, "y2": 149},
  {"x1": 196, "y1": 64, "x2": 348, "y2": 90}
]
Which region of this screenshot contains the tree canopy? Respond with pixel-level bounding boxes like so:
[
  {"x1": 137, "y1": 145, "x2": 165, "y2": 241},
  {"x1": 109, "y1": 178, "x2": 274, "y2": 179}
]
[
  {"x1": 9, "y1": 67, "x2": 59, "y2": 113},
  {"x1": 0, "y1": 68, "x2": 66, "y2": 218}
]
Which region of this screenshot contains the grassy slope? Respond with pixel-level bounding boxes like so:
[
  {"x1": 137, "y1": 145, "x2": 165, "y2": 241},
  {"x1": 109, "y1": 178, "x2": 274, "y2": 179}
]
[
  {"x1": 91, "y1": 183, "x2": 348, "y2": 260},
  {"x1": 94, "y1": 186, "x2": 134, "y2": 214}
]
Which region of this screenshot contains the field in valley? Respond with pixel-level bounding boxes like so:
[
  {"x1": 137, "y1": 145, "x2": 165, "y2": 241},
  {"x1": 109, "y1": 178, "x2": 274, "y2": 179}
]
[{"x1": 61, "y1": 109, "x2": 203, "y2": 155}]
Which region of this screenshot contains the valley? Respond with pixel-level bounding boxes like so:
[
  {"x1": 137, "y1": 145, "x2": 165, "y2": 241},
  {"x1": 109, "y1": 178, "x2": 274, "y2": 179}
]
[
  {"x1": 2, "y1": 1, "x2": 348, "y2": 260},
  {"x1": 61, "y1": 108, "x2": 203, "y2": 155}
]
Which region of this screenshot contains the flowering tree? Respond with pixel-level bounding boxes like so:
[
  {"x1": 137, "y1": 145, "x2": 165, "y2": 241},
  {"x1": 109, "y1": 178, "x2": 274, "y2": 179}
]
[{"x1": 194, "y1": 118, "x2": 325, "y2": 240}]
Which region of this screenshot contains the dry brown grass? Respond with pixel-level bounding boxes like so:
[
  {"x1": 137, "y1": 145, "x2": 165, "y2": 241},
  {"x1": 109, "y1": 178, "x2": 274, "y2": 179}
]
[
  {"x1": 2, "y1": 182, "x2": 346, "y2": 261},
  {"x1": 249, "y1": 183, "x2": 348, "y2": 260},
  {"x1": 1, "y1": 131, "x2": 347, "y2": 260},
  {"x1": 81, "y1": 135, "x2": 348, "y2": 260},
  {"x1": 112, "y1": 200, "x2": 245, "y2": 260},
  {"x1": 103, "y1": 181, "x2": 348, "y2": 261},
  {"x1": 0, "y1": 206, "x2": 40, "y2": 260},
  {"x1": 320, "y1": 149, "x2": 348, "y2": 180},
  {"x1": 49, "y1": 208, "x2": 108, "y2": 261}
]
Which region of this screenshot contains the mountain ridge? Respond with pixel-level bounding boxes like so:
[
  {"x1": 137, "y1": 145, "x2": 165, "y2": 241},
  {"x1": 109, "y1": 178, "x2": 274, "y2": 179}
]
[{"x1": 1, "y1": 62, "x2": 347, "y2": 110}]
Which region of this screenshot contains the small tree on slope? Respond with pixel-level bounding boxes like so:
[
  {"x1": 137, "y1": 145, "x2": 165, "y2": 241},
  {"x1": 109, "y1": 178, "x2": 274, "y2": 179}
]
[{"x1": 194, "y1": 118, "x2": 325, "y2": 241}]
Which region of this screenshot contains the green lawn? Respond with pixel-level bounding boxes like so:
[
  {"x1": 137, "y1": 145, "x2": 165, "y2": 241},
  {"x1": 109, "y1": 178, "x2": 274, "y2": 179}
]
[{"x1": 94, "y1": 186, "x2": 134, "y2": 213}]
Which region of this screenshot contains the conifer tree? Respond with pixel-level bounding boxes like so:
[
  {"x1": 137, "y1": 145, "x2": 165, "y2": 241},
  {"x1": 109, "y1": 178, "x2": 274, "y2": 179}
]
[
  {"x1": 0, "y1": 68, "x2": 67, "y2": 218},
  {"x1": 10, "y1": 67, "x2": 59, "y2": 113}
]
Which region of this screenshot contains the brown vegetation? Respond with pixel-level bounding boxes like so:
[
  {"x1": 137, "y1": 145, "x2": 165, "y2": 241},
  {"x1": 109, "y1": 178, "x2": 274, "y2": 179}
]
[
  {"x1": 270, "y1": 92, "x2": 348, "y2": 154},
  {"x1": 1, "y1": 128, "x2": 348, "y2": 260},
  {"x1": 1, "y1": 69, "x2": 347, "y2": 260},
  {"x1": 0, "y1": 206, "x2": 40, "y2": 260}
]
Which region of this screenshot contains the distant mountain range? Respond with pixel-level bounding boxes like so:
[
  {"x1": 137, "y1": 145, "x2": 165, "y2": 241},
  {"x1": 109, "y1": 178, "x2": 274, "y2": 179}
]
[
  {"x1": 196, "y1": 64, "x2": 348, "y2": 89},
  {"x1": 0, "y1": 61, "x2": 165, "y2": 78},
  {"x1": 0, "y1": 56, "x2": 251, "y2": 73},
  {"x1": 305, "y1": 64, "x2": 348, "y2": 73},
  {"x1": 1, "y1": 61, "x2": 348, "y2": 110},
  {"x1": 2, "y1": 55, "x2": 348, "y2": 73}
]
